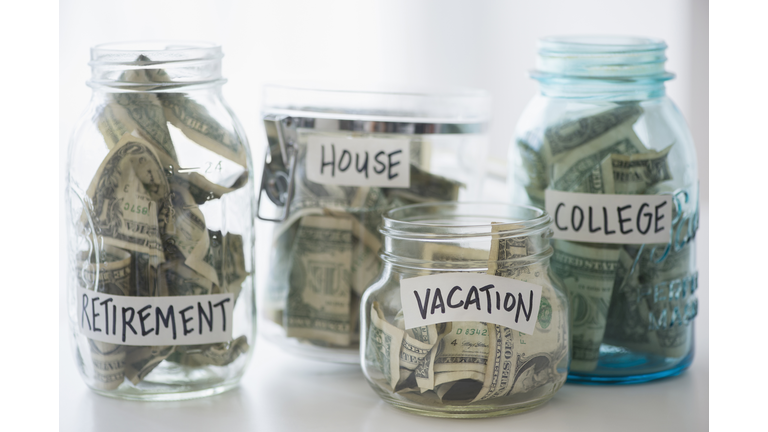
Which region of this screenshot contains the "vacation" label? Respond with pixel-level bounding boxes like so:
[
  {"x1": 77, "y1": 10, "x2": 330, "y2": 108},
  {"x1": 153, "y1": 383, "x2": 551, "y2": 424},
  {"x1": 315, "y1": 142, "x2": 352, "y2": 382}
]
[
  {"x1": 400, "y1": 273, "x2": 542, "y2": 335},
  {"x1": 545, "y1": 189, "x2": 673, "y2": 244},
  {"x1": 78, "y1": 287, "x2": 234, "y2": 346},
  {"x1": 306, "y1": 135, "x2": 410, "y2": 188}
]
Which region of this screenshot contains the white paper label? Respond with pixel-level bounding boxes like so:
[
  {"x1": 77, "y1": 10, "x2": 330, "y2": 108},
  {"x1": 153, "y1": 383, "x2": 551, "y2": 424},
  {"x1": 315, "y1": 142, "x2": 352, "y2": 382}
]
[
  {"x1": 400, "y1": 273, "x2": 542, "y2": 335},
  {"x1": 305, "y1": 135, "x2": 410, "y2": 187},
  {"x1": 77, "y1": 288, "x2": 234, "y2": 346},
  {"x1": 545, "y1": 189, "x2": 673, "y2": 244}
]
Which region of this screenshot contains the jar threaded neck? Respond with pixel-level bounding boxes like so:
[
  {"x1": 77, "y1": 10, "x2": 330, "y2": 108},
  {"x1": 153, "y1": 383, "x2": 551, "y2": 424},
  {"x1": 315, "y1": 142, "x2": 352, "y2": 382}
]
[
  {"x1": 88, "y1": 41, "x2": 225, "y2": 90},
  {"x1": 532, "y1": 35, "x2": 673, "y2": 100}
]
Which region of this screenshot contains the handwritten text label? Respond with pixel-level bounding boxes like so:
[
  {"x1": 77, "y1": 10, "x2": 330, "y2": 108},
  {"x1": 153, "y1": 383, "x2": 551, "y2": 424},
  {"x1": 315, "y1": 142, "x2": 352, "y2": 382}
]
[
  {"x1": 545, "y1": 189, "x2": 674, "y2": 244},
  {"x1": 400, "y1": 273, "x2": 542, "y2": 335},
  {"x1": 306, "y1": 136, "x2": 410, "y2": 187},
  {"x1": 78, "y1": 288, "x2": 234, "y2": 346}
]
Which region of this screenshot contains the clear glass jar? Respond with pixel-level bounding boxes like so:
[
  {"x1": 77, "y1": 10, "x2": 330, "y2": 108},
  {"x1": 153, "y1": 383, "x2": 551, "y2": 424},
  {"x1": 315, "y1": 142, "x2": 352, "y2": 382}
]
[
  {"x1": 257, "y1": 84, "x2": 490, "y2": 363},
  {"x1": 360, "y1": 203, "x2": 569, "y2": 418},
  {"x1": 509, "y1": 36, "x2": 699, "y2": 383},
  {"x1": 65, "y1": 42, "x2": 256, "y2": 400}
]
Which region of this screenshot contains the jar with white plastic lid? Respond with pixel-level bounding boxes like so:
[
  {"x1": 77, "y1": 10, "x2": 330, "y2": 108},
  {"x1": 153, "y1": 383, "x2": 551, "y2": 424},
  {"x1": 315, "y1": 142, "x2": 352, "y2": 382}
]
[{"x1": 257, "y1": 84, "x2": 490, "y2": 363}]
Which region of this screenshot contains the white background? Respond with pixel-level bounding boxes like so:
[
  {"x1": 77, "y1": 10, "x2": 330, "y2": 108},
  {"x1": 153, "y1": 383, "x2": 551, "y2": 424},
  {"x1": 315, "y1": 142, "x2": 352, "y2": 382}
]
[
  {"x1": 55, "y1": 1, "x2": 709, "y2": 430},
  {"x1": 13, "y1": 0, "x2": 768, "y2": 430},
  {"x1": 58, "y1": 0, "x2": 709, "y2": 198}
]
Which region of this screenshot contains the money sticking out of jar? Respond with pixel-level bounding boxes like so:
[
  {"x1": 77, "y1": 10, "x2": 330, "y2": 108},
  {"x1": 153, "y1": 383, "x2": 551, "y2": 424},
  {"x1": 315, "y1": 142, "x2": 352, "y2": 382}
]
[
  {"x1": 65, "y1": 42, "x2": 256, "y2": 400},
  {"x1": 360, "y1": 203, "x2": 569, "y2": 418},
  {"x1": 257, "y1": 84, "x2": 490, "y2": 363},
  {"x1": 509, "y1": 36, "x2": 699, "y2": 384}
]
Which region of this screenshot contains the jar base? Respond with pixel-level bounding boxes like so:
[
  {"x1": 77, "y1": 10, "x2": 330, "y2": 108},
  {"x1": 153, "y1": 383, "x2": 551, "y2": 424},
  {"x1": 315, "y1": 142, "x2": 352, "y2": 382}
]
[
  {"x1": 82, "y1": 360, "x2": 248, "y2": 401},
  {"x1": 378, "y1": 392, "x2": 554, "y2": 419},
  {"x1": 90, "y1": 380, "x2": 241, "y2": 401},
  {"x1": 260, "y1": 319, "x2": 360, "y2": 364},
  {"x1": 567, "y1": 346, "x2": 694, "y2": 385}
]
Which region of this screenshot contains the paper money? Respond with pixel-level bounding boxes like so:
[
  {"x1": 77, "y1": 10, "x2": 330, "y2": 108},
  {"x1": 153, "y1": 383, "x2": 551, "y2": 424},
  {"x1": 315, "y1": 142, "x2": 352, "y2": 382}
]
[
  {"x1": 77, "y1": 56, "x2": 252, "y2": 390},
  {"x1": 432, "y1": 322, "x2": 490, "y2": 385},
  {"x1": 87, "y1": 340, "x2": 129, "y2": 391},
  {"x1": 384, "y1": 164, "x2": 464, "y2": 204},
  {"x1": 602, "y1": 145, "x2": 674, "y2": 194},
  {"x1": 123, "y1": 345, "x2": 176, "y2": 385},
  {"x1": 85, "y1": 133, "x2": 170, "y2": 260},
  {"x1": 551, "y1": 240, "x2": 620, "y2": 372},
  {"x1": 77, "y1": 246, "x2": 133, "y2": 389},
  {"x1": 636, "y1": 243, "x2": 695, "y2": 358},
  {"x1": 285, "y1": 215, "x2": 354, "y2": 346},
  {"x1": 159, "y1": 93, "x2": 247, "y2": 167},
  {"x1": 157, "y1": 259, "x2": 216, "y2": 297},
  {"x1": 367, "y1": 302, "x2": 405, "y2": 390},
  {"x1": 551, "y1": 125, "x2": 646, "y2": 192},
  {"x1": 541, "y1": 104, "x2": 643, "y2": 164},
  {"x1": 516, "y1": 102, "x2": 695, "y2": 371},
  {"x1": 474, "y1": 227, "x2": 568, "y2": 401},
  {"x1": 411, "y1": 323, "x2": 450, "y2": 392},
  {"x1": 267, "y1": 131, "x2": 470, "y2": 349},
  {"x1": 506, "y1": 284, "x2": 568, "y2": 397},
  {"x1": 95, "y1": 58, "x2": 178, "y2": 161},
  {"x1": 170, "y1": 335, "x2": 250, "y2": 367},
  {"x1": 603, "y1": 248, "x2": 650, "y2": 348}
]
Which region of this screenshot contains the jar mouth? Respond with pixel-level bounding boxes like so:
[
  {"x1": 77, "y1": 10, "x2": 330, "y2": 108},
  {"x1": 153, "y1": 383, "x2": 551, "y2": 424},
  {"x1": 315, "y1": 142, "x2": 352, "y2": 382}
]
[
  {"x1": 88, "y1": 40, "x2": 225, "y2": 90},
  {"x1": 539, "y1": 35, "x2": 667, "y2": 53},
  {"x1": 381, "y1": 202, "x2": 552, "y2": 240},
  {"x1": 533, "y1": 35, "x2": 674, "y2": 83},
  {"x1": 262, "y1": 82, "x2": 491, "y2": 124}
]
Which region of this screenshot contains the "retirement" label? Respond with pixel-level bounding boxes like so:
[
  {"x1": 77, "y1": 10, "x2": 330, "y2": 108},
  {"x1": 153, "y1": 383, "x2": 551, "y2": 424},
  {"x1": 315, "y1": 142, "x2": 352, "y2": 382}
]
[{"x1": 78, "y1": 287, "x2": 234, "y2": 346}]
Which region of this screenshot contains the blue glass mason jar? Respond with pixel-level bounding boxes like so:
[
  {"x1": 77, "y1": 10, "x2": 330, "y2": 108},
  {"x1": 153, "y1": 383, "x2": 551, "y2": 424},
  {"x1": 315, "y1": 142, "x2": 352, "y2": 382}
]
[{"x1": 508, "y1": 36, "x2": 699, "y2": 384}]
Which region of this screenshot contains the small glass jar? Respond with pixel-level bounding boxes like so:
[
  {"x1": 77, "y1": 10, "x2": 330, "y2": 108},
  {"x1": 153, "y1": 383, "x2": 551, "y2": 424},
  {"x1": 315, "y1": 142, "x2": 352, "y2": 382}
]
[
  {"x1": 509, "y1": 36, "x2": 699, "y2": 383},
  {"x1": 257, "y1": 84, "x2": 490, "y2": 363},
  {"x1": 65, "y1": 42, "x2": 256, "y2": 400},
  {"x1": 360, "y1": 203, "x2": 569, "y2": 418}
]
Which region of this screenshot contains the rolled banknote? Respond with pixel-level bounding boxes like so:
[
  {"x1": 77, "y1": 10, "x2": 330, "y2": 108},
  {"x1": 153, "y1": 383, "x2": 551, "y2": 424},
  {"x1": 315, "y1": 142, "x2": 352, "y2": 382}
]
[
  {"x1": 285, "y1": 215, "x2": 354, "y2": 346},
  {"x1": 77, "y1": 245, "x2": 133, "y2": 390},
  {"x1": 551, "y1": 240, "x2": 620, "y2": 372}
]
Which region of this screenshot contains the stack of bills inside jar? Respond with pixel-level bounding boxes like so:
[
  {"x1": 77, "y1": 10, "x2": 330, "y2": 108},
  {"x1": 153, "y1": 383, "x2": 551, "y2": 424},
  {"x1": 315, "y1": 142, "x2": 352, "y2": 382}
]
[
  {"x1": 366, "y1": 230, "x2": 569, "y2": 403},
  {"x1": 516, "y1": 104, "x2": 696, "y2": 372},
  {"x1": 265, "y1": 134, "x2": 465, "y2": 348}
]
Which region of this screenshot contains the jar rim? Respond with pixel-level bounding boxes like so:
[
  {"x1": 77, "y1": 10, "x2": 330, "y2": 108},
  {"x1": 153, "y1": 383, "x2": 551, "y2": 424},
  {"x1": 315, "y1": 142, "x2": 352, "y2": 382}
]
[
  {"x1": 381, "y1": 202, "x2": 552, "y2": 240},
  {"x1": 262, "y1": 82, "x2": 491, "y2": 124},
  {"x1": 88, "y1": 40, "x2": 225, "y2": 90},
  {"x1": 90, "y1": 41, "x2": 222, "y2": 63},
  {"x1": 532, "y1": 35, "x2": 673, "y2": 99},
  {"x1": 538, "y1": 35, "x2": 667, "y2": 54}
]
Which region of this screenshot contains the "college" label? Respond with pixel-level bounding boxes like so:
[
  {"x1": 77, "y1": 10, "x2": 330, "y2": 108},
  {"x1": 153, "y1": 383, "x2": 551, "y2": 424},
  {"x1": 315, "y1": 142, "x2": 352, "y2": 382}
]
[{"x1": 545, "y1": 189, "x2": 673, "y2": 244}]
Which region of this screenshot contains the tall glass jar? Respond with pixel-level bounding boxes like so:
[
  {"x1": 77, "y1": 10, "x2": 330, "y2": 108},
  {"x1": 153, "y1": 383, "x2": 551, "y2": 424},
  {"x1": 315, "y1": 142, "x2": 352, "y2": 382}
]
[
  {"x1": 65, "y1": 42, "x2": 256, "y2": 400},
  {"x1": 509, "y1": 36, "x2": 698, "y2": 383},
  {"x1": 257, "y1": 84, "x2": 490, "y2": 363},
  {"x1": 360, "y1": 203, "x2": 569, "y2": 418}
]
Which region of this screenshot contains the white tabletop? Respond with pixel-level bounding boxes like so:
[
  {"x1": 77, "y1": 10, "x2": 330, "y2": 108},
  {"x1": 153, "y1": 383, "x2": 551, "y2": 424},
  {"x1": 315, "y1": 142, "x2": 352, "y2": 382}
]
[{"x1": 59, "y1": 203, "x2": 709, "y2": 432}]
